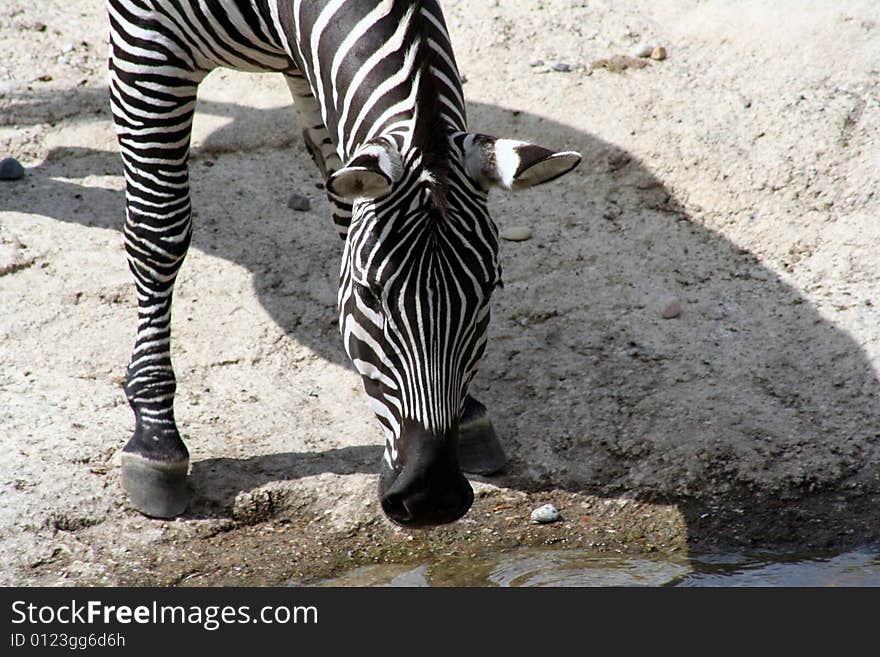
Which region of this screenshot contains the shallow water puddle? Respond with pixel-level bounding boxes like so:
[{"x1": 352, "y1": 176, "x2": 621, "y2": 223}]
[
  {"x1": 317, "y1": 550, "x2": 691, "y2": 586},
  {"x1": 317, "y1": 545, "x2": 880, "y2": 587},
  {"x1": 679, "y1": 547, "x2": 880, "y2": 587}
]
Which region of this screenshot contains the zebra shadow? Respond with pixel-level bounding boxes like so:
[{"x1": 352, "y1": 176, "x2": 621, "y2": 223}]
[{"x1": 4, "y1": 85, "x2": 879, "y2": 552}]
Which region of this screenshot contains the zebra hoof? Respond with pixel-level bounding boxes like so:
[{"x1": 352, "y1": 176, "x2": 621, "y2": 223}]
[
  {"x1": 121, "y1": 452, "x2": 190, "y2": 519},
  {"x1": 458, "y1": 397, "x2": 507, "y2": 475}
]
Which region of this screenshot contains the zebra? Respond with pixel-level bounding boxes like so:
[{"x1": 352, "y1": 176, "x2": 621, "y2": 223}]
[{"x1": 109, "y1": 0, "x2": 581, "y2": 527}]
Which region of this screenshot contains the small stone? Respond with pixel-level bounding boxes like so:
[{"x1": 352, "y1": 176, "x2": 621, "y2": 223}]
[
  {"x1": 661, "y1": 299, "x2": 682, "y2": 319},
  {"x1": 630, "y1": 42, "x2": 654, "y2": 58},
  {"x1": 531, "y1": 503, "x2": 561, "y2": 524},
  {"x1": 0, "y1": 157, "x2": 25, "y2": 180},
  {"x1": 550, "y1": 62, "x2": 571, "y2": 72},
  {"x1": 500, "y1": 226, "x2": 533, "y2": 242},
  {"x1": 651, "y1": 46, "x2": 667, "y2": 61},
  {"x1": 528, "y1": 58, "x2": 544, "y2": 67},
  {"x1": 287, "y1": 192, "x2": 311, "y2": 211}
]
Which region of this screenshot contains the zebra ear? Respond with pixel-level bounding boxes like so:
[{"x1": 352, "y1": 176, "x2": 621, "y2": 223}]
[
  {"x1": 327, "y1": 139, "x2": 403, "y2": 199},
  {"x1": 464, "y1": 135, "x2": 581, "y2": 190}
]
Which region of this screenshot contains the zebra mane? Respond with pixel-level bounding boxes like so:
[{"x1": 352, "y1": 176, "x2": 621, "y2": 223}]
[{"x1": 411, "y1": 6, "x2": 451, "y2": 214}]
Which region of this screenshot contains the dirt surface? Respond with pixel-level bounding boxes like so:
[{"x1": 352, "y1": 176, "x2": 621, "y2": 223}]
[{"x1": 2, "y1": 0, "x2": 879, "y2": 586}]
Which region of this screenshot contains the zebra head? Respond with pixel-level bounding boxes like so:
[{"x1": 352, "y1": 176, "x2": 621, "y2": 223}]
[{"x1": 329, "y1": 132, "x2": 580, "y2": 527}]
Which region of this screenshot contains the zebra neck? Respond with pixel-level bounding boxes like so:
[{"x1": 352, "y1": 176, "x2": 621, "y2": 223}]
[{"x1": 275, "y1": 0, "x2": 466, "y2": 162}]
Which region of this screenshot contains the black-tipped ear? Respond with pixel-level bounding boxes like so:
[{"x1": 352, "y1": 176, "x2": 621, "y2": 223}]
[
  {"x1": 326, "y1": 138, "x2": 403, "y2": 199},
  {"x1": 464, "y1": 135, "x2": 581, "y2": 190}
]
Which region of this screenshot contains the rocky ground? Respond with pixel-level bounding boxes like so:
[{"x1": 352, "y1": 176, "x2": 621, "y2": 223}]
[{"x1": 1, "y1": 0, "x2": 878, "y2": 586}]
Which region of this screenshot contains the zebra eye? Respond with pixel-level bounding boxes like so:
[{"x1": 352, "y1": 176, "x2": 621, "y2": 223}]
[{"x1": 354, "y1": 279, "x2": 383, "y2": 309}]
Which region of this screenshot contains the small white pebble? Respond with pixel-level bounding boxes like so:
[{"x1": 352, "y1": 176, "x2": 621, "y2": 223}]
[
  {"x1": 500, "y1": 226, "x2": 533, "y2": 242},
  {"x1": 630, "y1": 42, "x2": 654, "y2": 58},
  {"x1": 531, "y1": 503, "x2": 561, "y2": 524}
]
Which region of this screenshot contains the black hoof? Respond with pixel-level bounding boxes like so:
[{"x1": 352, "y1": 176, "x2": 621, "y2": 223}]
[
  {"x1": 458, "y1": 397, "x2": 507, "y2": 475},
  {"x1": 121, "y1": 452, "x2": 190, "y2": 519}
]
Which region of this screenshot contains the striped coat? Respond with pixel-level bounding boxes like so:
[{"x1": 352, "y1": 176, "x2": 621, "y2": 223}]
[{"x1": 109, "y1": 0, "x2": 581, "y2": 525}]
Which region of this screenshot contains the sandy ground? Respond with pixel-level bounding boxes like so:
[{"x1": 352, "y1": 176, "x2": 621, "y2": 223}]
[{"x1": 1, "y1": 0, "x2": 879, "y2": 586}]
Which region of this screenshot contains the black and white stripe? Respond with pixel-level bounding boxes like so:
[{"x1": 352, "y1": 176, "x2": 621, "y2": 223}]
[
  {"x1": 339, "y1": 139, "x2": 500, "y2": 466},
  {"x1": 109, "y1": 0, "x2": 580, "y2": 522}
]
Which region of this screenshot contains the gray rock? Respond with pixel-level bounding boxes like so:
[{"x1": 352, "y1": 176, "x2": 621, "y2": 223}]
[
  {"x1": 500, "y1": 226, "x2": 533, "y2": 242},
  {"x1": 530, "y1": 503, "x2": 561, "y2": 524},
  {"x1": 550, "y1": 62, "x2": 571, "y2": 72},
  {"x1": 0, "y1": 157, "x2": 25, "y2": 181},
  {"x1": 287, "y1": 192, "x2": 311, "y2": 211},
  {"x1": 661, "y1": 299, "x2": 683, "y2": 319}
]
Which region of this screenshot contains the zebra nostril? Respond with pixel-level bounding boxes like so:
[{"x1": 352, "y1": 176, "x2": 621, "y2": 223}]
[{"x1": 380, "y1": 491, "x2": 413, "y2": 524}]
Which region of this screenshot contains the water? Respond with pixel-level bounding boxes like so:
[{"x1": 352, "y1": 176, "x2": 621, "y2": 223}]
[
  {"x1": 318, "y1": 545, "x2": 880, "y2": 587},
  {"x1": 678, "y1": 548, "x2": 880, "y2": 587}
]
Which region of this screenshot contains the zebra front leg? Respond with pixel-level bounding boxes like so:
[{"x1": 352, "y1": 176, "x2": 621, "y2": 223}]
[
  {"x1": 458, "y1": 396, "x2": 507, "y2": 475},
  {"x1": 110, "y1": 50, "x2": 202, "y2": 518},
  {"x1": 120, "y1": 238, "x2": 191, "y2": 520}
]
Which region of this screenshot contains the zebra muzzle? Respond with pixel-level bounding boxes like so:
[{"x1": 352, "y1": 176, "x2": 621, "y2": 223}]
[{"x1": 379, "y1": 421, "x2": 473, "y2": 527}]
